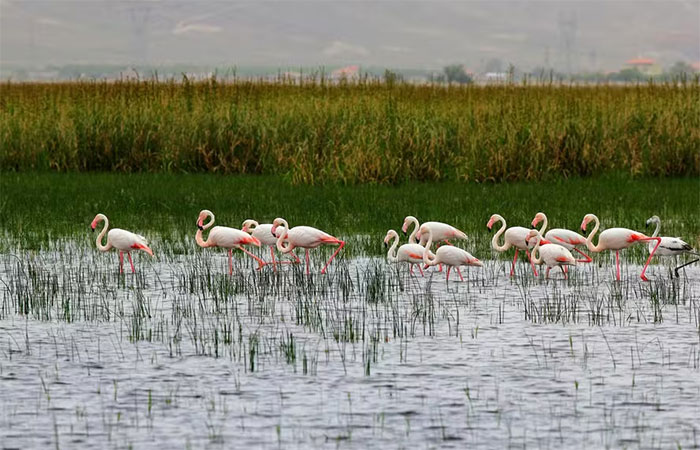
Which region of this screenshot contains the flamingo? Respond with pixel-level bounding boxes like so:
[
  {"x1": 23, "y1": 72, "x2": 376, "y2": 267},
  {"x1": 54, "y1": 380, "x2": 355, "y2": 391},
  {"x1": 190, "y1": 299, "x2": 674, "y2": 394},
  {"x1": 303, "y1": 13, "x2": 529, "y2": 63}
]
[
  {"x1": 581, "y1": 214, "x2": 661, "y2": 281},
  {"x1": 525, "y1": 229, "x2": 576, "y2": 279},
  {"x1": 645, "y1": 215, "x2": 699, "y2": 276},
  {"x1": 271, "y1": 218, "x2": 345, "y2": 275},
  {"x1": 402, "y1": 215, "x2": 467, "y2": 246},
  {"x1": 241, "y1": 219, "x2": 301, "y2": 271},
  {"x1": 422, "y1": 227, "x2": 482, "y2": 282},
  {"x1": 91, "y1": 213, "x2": 154, "y2": 273},
  {"x1": 196, "y1": 210, "x2": 264, "y2": 275},
  {"x1": 531, "y1": 212, "x2": 592, "y2": 263},
  {"x1": 487, "y1": 214, "x2": 538, "y2": 277},
  {"x1": 383, "y1": 229, "x2": 434, "y2": 276}
]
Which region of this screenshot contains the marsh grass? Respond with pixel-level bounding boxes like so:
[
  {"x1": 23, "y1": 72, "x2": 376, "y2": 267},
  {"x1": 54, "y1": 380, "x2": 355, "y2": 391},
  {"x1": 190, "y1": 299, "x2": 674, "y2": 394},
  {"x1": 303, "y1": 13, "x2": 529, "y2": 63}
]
[{"x1": 1, "y1": 79, "x2": 699, "y2": 183}]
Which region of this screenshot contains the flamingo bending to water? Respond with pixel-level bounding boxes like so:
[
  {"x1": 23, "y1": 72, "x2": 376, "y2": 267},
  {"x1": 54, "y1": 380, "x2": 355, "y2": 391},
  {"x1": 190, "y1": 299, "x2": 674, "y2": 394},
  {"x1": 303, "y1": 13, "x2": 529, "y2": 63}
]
[
  {"x1": 241, "y1": 219, "x2": 301, "y2": 271},
  {"x1": 645, "y1": 215, "x2": 699, "y2": 276},
  {"x1": 402, "y1": 215, "x2": 467, "y2": 245},
  {"x1": 422, "y1": 227, "x2": 482, "y2": 282},
  {"x1": 196, "y1": 210, "x2": 264, "y2": 275},
  {"x1": 487, "y1": 214, "x2": 538, "y2": 277},
  {"x1": 271, "y1": 218, "x2": 345, "y2": 275},
  {"x1": 91, "y1": 213, "x2": 154, "y2": 273},
  {"x1": 531, "y1": 212, "x2": 592, "y2": 263},
  {"x1": 581, "y1": 214, "x2": 661, "y2": 281},
  {"x1": 525, "y1": 229, "x2": 576, "y2": 279},
  {"x1": 383, "y1": 229, "x2": 434, "y2": 276}
]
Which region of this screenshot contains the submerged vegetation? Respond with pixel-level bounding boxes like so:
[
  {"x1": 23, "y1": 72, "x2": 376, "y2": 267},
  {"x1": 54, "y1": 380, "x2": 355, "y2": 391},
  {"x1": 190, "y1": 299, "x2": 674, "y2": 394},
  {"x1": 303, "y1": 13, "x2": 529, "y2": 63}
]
[{"x1": 1, "y1": 79, "x2": 699, "y2": 183}]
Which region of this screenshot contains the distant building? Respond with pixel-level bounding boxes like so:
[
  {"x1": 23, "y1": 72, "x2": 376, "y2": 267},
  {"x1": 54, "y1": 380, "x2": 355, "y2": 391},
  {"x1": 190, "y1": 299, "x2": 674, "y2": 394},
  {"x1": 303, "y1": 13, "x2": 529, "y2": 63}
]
[{"x1": 625, "y1": 58, "x2": 662, "y2": 76}]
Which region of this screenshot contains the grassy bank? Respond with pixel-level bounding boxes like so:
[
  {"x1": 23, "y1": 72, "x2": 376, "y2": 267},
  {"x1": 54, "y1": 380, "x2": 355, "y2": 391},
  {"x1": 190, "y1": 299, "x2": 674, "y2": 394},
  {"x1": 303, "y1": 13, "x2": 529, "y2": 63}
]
[
  {"x1": 1, "y1": 80, "x2": 699, "y2": 184},
  {"x1": 1, "y1": 173, "x2": 698, "y2": 256}
]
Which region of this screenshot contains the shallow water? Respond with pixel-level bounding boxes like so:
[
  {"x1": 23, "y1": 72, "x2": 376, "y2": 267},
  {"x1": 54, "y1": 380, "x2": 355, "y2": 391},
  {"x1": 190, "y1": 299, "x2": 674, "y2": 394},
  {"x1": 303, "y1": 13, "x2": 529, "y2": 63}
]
[{"x1": 1, "y1": 242, "x2": 699, "y2": 449}]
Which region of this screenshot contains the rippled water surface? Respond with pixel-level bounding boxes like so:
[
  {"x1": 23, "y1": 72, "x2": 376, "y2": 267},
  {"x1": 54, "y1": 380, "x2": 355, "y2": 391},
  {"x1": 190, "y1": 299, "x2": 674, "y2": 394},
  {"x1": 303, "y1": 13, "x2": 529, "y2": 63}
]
[{"x1": 1, "y1": 242, "x2": 699, "y2": 449}]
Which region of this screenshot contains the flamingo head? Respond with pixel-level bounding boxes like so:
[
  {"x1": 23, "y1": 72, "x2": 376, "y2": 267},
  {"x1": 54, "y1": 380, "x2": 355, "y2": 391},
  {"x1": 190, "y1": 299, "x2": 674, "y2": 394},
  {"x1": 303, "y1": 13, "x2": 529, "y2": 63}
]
[
  {"x1": 271, "y1": 217, "x2": 285, "y2": 236},
  {"x1": 400, "y1": 217, "x2": 411, "y2": 234},
  {"x1": 241, "y1": 219, "x2": 258, "y2": 233},
  {"x1": 532, "y1": 212, "x2": 545, "y2": 228},
  {"x1": 90, "y1": 214, "x2": 104, "y2": 231},
  {"x1": 197, "y1": 209, "x2": 213, "y2": 230},
  {"x1": 581, "y1": 214, "x2": 595, "y2": 232},
  {"x1": 645, "y1": 215, "x2": 659, "y2": 228},
  {"x1": 486, "y1": 214, "x2": 499, "y2": 230},
  {"x1": 383, "y1": 230, "x2": 396, "y2": 247},
  {"x1": 525, "y1": 229, "x2": 540, "y2": 247}
]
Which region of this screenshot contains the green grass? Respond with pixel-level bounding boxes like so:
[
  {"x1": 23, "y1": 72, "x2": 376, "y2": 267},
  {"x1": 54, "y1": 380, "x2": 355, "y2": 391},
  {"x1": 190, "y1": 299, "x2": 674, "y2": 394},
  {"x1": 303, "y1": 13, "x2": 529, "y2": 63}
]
[
  {"x1": 1, "y1": 80, "x2": 699, "y2": 184},
  {"x1": 1, "y1": 173, "x2": 698, "y2": 256}
]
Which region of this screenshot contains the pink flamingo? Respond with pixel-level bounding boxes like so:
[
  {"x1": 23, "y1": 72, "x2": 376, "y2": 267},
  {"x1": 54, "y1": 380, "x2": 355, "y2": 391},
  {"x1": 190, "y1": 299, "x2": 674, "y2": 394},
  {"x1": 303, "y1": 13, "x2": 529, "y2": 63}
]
[
  {"x1": 422, "y1": 227, "x2": 482, "y2": 283},
  {"x1": 241, "y1": 219, "x2": 301, "y2": 271},
  {"x1": 271, "y1": 218, "x2": 345, "y2": 275},
  {"x1": 531, "y1": 212, "x2": 592, "y2": 263},
  {"x1": 91, "y1": 213, "x2": 154, "y2": 273},
  {"x1": 526, "y1": 229, "x2": 576, "y2": 279},
  {"x1": 384, "y1": 229, "x2": 434, "y2": 276},
  {"x1": 196, "y1": 210, "x2": 264, "y2": 275},
  {"x1": 487, "y1": 214, "x2": 538, "y2": 277},
  {"x1": 581, "y1": 213, "x2": 661, "y2": 281},
  {"x1": 402, "y1": 215, "x2": 467, "y2": 246}
]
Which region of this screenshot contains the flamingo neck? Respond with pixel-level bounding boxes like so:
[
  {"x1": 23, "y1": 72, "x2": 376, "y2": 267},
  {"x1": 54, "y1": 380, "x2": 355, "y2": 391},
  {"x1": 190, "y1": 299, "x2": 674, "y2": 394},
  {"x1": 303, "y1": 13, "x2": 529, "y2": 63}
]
[
  {"x1": 422, "y1": 229, "x2": 437, "y2": 266},
  {"x1": 584, "y1": 215, "x2": 604, "y2": 252},
  {"x1": 491, "y1": 216, "x2": 509, "y2": 251},
  {"x1": 386, "y1": 233, "x2": 399, "y2": 263},
  {"x1": 530, "y1": 232, "x2": 543, "y2": 264},
  {"x1": 650, "y1": 220, "x2": 660, "y2": 238},
  {"x1": 95, "y1": 215, "x2": 111, "y2": 252},
  {"x1": 275, "y1": 219, "x2": 293, "y2": 253},
  {"x1": 407, "y1": 216, "x2": 420, "y2": 244},
  {"x1": 537, "y1": 214, "x2": 548, "y2": 237},
  {"x1": 196, "y1": 211, "x2": 215, "y2": 248}
]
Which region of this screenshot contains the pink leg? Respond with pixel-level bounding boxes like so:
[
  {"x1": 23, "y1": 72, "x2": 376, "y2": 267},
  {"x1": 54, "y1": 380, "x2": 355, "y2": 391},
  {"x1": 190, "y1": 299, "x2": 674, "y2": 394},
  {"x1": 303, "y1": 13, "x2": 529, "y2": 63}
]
[
  {"x1": 305, "y1": 249, "x2": 310, "y2": 275},
  {"x1": 237, "y1": 246, "x2": 265, "y2": 270},
  {"x1": 418, "y1": 265, "x2": 424, "y2": 276},
  {"x1": 562, "y1": 266, "x2": 568, "y2": 280},
  {"x1": 270, "y1": 246, "x2": 277, "y2": 272},
  {"x1": 640, "y1": 237, "x2": 662, "y2": 282},
  {"x1": 409, "y1": 264, "x2": 415, "y2": 275},
  {"x1": 446, "y1": 266, "x2": 451, "y2": 282},
  {"x1": 574, "y1": 248, "x2": 592, "y2": 263},
  {"x1": 615, "y1": 251, "x2": 620, "y2": 281},
  {"x1": 456, "y1": 267, "x2": 464, "y2": 282},
  {"x1": 563, "y1": 266, "x2": 569, "y2": 274},
  {"x1": 127, "y1": 253, "x2": 135, "y2": 273},
  {"x1": 438, "y1": 264, "x2": 443, "y2": 272},
  {"x1": 119, "y1": 252, "x2": 124, "y2": 274},
  {"x1": 291, "y1": 252, "x2": 301, "y2": 264},
  {"x1": 525, "y1": 250, "x2": 538, "y2": 277},
  {"x1": 321, "y1": 241, "x2": 345, "y2": 274},
  {"x1": 228, "y1": 249, "x2": 234, "y2": 275},
  {"x1": 510, "y1": 249, "x2": 519, "y2": 277},
  {"x1": 546, "y1": 267, "x2": 550, "y2": 279}
]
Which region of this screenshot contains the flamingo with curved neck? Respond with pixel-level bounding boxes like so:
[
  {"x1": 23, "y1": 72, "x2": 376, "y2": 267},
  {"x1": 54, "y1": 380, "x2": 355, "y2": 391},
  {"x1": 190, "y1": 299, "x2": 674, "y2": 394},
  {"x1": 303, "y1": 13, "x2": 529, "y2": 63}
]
[
  {"x1": 487, "y1": 214, "x2": 538, "y2": 277},
  {"x1": 402, "y1": 215, "x2": 467, "y2": 246},
  {"x1": 526, "y1": 229, "x2": 576, "y2": 279},
  {"x1": 422, "y1": 227, "x2": 482, "y2": 283},
  {"x1": 532, "y1": 212, "x2": 592, "y2": 263},
  {"x1": 581, "y1": 213, "x2": 661, "y2": 281},
  {"x1": 196, "y1": 210, "x2": 264, "y2": 275},
  {"x1": 241, "y1": 219, "x2": 300, "y2": 271},
  {"x1": 91, "y1": 213, "x2": 153, "y2": 273},
  {"x1": 383, "y1": 229, "x2": 432, "y2": 276},
  {"x1": 271, "y1": 218, "x2": 345, "y2": 275},
  {"x1": 644, "y1": 215, "x2": 698, "y2": 277}
]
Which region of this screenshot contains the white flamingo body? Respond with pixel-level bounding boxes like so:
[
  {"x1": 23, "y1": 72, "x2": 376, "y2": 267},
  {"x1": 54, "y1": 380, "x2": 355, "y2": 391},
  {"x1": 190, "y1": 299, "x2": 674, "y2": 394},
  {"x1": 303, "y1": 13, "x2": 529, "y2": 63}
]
[
  {"x1": 531, "y1": 212, "x2": 592, "y2": 263},
  {"x1": 487, "y1": 214, "x2": 538, "y2": 277},
  {"x1": 581, "y1": 214, "x2": 661, "y2": 281},
  {"x1": 402, "y1": 216, "x2": 467, "y2": 245},
  {"x1": 91, "y1": 213, "x2": 153, "y2": 273},
  {"x1": 196, "y1": 210, "x2": 263, "y2": 274},
  {"x1": 272, "y1": 218, "x2": 345, "y2": 274},
  {"x1": 527, "y1": 230, "x2": 576, "y2": 278},
  {"x1": 422, "y1": 228, "x2": 482, "y2": 282},
  {"x1": 645, "y1": 216, "x2": 694, "y2": 256},
  {"x1": 241, "y1": 220, "x2": 299, "y2": 271},
  {"x1": 384, "y1": 230, "x2": 433, "y2": 275}
]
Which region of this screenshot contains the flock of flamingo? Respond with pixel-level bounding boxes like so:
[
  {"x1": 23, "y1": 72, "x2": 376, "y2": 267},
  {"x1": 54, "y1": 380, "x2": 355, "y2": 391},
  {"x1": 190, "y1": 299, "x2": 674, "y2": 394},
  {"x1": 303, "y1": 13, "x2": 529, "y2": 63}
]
[{"x1": 90, "y1": 210, "x2": 698, "y2": 281}]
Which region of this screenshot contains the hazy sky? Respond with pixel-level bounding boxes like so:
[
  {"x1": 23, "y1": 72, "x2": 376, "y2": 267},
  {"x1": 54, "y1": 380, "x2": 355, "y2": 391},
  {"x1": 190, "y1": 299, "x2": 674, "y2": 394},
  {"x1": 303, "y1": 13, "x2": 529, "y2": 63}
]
[{"x1": 1, "y1": 0, "x2": 698, "y2": 71}]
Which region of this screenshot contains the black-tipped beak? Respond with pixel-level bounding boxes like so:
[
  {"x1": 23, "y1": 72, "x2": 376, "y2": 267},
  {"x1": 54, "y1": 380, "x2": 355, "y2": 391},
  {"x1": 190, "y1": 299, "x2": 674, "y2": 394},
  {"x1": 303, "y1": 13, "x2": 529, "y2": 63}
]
[
  {"x1": 402, "y1": 230, "x2": 407, "y2": 235},
  {"x1": 645, "y1": 222, "x2": 649, "y2": 228},
  {"x1": 91, "y1": 226, "x2": 95, "y2": 232},
  {"x1": 384, "y1": 242, "x2": 388, "y2": 248},
  {"x1": 197, "y1": 224, "x2": 203, "y2": 231}
]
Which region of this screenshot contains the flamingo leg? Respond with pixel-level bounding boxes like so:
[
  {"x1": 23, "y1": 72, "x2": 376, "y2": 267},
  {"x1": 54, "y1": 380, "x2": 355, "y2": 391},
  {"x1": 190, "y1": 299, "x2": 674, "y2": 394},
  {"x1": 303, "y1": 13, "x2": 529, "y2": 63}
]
[
  {"x1": 291, "y1": 252, "x2": 301, "y2": 264},
  {"x1": 418, "y1": 265, "x2": 424, "y2": 276},
  {"x1": 228, "y1": 249, "x2": 234, "y2": 275},
  {"x1": 640, "y1": 237, "x2": 662, "y2": 281},
  {"x1": 305, "y1": 249, "x2": 310, "y2": 275},
  {"x1": 456, "y1": 267, "x2": 464, "y2": 282},
  {"x1": 562, "y1": 266, "x2": 568, "y2": 280},
  {"x1": 510, "y1": 249, "x2": 519, "y2": 277},
  {"x1": 237, "y1": 246, "x2": 265, "y2": 270},
  {"x1": 615, "y1": 251, "x2": 620, "y2": 281},
  {"x1": 525, "y1": 250, "x2": 538, "y2": 277},
  {"x1": 446, "y1": 266, "x2": 451, "y2": 282},
  {"x1": 563, "y1": 266, "x2": 569, "y2": 274},
  {"x1": 438, "y1": 264, "x2": 443, "y2": 272},
  {"x1": 546, "y1": 267, "x2": 550, "y2": 279},
  {"x1": 127, "y1": 253, "x2": 135, "y2": 273},
  {"x1": 119, "y1": 252, "x2": 124, "y2": 274},
  {"x1": 409, "y1": 264, "x2": 415, "y2": 275},
  {"x1": 573, "y1": 248, "x2": 593, "y2": 263},
  {"x1": 321, "y1": 241, "x2": 345, "y2": 274},
  {"x1": 270, "y1": 246, "x2": 277, "y2": 272}
]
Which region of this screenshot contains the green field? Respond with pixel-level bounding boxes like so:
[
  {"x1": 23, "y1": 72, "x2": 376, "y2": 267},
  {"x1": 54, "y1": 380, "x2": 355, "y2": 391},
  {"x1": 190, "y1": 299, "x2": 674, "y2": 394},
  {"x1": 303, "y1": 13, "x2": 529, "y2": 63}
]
[
  {"x1": 1, "y1": 80, "x2": 699, "y2": 184},
  {"x1": 1, "y1": 173, "x2": 698, "y2": 257}
]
